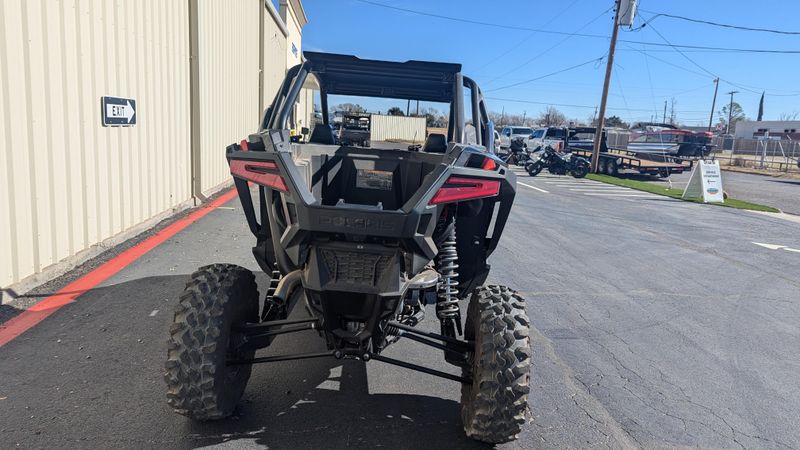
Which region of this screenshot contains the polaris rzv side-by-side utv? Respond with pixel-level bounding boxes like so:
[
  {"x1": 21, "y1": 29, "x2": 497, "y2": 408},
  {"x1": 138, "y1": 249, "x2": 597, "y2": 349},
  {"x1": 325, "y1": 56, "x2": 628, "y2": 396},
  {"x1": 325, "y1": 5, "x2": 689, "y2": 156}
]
[{"x1": 164, "y1": 52, "x2": 531, "y2": 443}]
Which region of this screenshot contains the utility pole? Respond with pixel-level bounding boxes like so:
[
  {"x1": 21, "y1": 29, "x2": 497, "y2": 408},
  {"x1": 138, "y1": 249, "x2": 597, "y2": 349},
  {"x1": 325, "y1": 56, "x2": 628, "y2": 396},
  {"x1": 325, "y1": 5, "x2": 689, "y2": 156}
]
[
  {"x1": 662, "y1": 100, "x2": 667, "y2": 123},
  {"x1": 406, "y1": 99, "x2": 410, "y2": 116},
  {"x1": 726, "y1": 90, "x2": 739, "y2": 135},
  {"x1": 592, "y1": 106, "x2": 598, "y2": 125},
  {"x1": 669, "y1": 98, "x2": 676, "y2": 125},
  {"x1": 707, "y1": 78, "x2": 719, "y2": 132},
  {"x1": 501, "y1": 106, "x2": 505, "y2": 124},
  {"x1": 591, "y1": 0, "x2": 622, "y2": 173},
  {"x1": 522, "y1": 110, "x2": 527, "y2": 124},
  {"x1": 415, "y1": 100, "x2": 420, "y2": 116}
]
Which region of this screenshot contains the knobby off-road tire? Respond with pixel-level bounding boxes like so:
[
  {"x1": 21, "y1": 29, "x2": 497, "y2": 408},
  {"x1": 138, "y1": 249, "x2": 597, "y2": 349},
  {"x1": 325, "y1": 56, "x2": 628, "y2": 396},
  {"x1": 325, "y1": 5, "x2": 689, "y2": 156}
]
[
  {"x1": 460, "y1": 285, "x2": 531, "y2": 444},
  {"x1": 165, "y1": 264, "x2": 260, "y2": 420}
]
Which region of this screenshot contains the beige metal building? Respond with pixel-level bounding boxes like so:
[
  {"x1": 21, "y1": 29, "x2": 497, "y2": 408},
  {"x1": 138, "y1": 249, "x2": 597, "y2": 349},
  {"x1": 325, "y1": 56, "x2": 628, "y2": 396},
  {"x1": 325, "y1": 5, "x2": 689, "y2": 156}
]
[{"x1": 0, "y1": 0, "x2": 310, "y2": 292}]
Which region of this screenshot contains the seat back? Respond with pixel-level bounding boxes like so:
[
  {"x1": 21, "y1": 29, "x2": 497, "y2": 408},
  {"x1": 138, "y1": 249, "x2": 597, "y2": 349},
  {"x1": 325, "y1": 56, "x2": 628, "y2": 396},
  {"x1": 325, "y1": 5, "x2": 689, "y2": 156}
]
[
  {"x1": 309, "y1": 125, "x2": 336, "y2": 145},
  {"x1": 423, "y1": 133, "x2": 447, "y2": 153}
]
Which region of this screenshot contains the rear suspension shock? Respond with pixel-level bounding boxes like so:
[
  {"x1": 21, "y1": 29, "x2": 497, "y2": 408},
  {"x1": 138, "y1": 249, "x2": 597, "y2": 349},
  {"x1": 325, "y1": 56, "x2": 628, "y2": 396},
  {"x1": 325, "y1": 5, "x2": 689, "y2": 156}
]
[{"x1": 436, "y1": 221, "x2": 461, "y2": 335}]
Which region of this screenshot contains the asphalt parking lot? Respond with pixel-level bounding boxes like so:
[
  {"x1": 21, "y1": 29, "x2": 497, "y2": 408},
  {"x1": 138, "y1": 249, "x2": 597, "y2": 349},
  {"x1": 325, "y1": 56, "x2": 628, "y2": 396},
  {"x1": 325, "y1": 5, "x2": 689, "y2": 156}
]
[
  {"x1": 636, "y1": 168, "x2": 800, "y2": 215},
  {"x1": 1, "y1": 171, "x2": 799, "y2": 449}
]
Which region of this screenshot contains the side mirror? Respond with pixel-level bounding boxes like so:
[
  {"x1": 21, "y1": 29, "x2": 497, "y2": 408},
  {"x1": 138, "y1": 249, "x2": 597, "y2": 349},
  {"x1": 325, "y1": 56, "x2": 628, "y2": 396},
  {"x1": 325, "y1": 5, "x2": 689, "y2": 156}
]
[{"x1": 484, "y1": 120, "x2": 496, "y2": 154}]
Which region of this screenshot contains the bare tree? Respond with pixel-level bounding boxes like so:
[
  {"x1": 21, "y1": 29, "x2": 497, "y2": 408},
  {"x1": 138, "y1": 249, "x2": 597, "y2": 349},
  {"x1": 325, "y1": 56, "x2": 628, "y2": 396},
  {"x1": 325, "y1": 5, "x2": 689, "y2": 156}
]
[
  {"x1": 779, "y1": 111, "x2": 800, "y2": 121},
  {"x1": 331, "y1": 103, "x2": 366, "y2": 114},
  {"x1": 536, "y1": 106, "x2": 566, "y2": 127}
]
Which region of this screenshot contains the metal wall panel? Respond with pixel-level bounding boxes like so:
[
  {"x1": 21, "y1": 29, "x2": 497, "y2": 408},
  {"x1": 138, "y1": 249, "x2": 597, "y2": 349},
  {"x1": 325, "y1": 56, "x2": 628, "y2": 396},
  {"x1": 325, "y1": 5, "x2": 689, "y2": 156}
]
[
  {"x1": 0, "y1": 0, "x2": 298, "y2": 288},
  {"x1": 0, "y1": 0, "x2": 191, "y2": 287},
  {"x1": 197, "y1": 0, "x2": 261, "y2": 194},
  {"x1": 370, "y1": 115, "x2": 427, "y2": 142},
  {"x1": 262, "y1": 6, "x2": 288, "y2": 112}
]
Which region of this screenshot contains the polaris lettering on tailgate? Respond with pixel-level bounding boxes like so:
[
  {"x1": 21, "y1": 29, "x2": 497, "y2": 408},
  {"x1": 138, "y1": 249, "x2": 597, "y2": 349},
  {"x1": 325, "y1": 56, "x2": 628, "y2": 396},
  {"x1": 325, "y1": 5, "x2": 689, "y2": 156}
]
[{"x1": 318, "y1": 214, "x2": 396, "y2": 231}]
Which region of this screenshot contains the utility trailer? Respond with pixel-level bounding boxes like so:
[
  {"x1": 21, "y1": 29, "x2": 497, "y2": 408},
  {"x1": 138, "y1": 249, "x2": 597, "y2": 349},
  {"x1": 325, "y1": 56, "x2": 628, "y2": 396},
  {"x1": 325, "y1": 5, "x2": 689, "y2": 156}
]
[{"x1": 563, "y1": 127, "x2": 693, "y2": 177}]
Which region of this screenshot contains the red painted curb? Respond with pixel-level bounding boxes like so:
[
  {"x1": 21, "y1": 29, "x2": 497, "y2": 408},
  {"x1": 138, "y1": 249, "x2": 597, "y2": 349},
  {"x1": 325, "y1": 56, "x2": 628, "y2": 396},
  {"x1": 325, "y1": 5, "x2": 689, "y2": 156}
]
[{"x1": 0, "y1": 189, "x2": 239, "y2": 347}]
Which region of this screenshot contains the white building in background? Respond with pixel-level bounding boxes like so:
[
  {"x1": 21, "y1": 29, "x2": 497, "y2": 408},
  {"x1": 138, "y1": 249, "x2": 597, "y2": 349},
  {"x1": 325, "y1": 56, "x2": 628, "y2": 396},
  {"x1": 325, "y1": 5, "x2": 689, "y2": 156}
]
[
  {"x1": 734, "y1": 120, "x2": 800, "y2": 140},
  {"x1": 0, "y1": 0, "x2": 310, "y2": 292}
]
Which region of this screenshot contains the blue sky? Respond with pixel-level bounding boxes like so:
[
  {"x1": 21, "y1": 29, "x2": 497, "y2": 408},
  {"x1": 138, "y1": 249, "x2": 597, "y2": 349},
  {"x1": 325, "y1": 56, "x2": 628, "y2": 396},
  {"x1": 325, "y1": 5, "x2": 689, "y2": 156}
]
[{"x1": 301, "y1": 0, "x2": 800, "y2": 126}]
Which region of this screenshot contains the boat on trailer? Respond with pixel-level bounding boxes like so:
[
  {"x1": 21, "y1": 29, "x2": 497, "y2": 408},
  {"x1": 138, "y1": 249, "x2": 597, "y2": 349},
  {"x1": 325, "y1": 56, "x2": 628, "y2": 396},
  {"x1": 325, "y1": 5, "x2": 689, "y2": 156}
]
[{"x1": 627, "y1": 123, "x2": 713, "y2": 158}]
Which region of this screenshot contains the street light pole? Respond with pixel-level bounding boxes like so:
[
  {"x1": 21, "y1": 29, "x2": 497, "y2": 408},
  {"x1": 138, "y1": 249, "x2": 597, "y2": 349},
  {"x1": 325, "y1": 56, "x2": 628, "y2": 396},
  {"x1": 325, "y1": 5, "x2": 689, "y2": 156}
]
[
  {"x1": 591, "y1": 0, "x2": 621, "y2": 173},
  {"x1": 707, "y1": 78, "x2": 719, "y2": 132},
  {"x1": 726, "y1": 90, "x2": 739, "y2": 135}
]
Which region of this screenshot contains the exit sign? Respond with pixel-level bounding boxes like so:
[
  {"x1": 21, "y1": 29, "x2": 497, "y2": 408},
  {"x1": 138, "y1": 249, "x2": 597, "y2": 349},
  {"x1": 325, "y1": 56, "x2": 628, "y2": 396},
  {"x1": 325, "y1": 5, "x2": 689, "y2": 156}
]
[{"x1": 101, "y1": 96, "x2": 137, "y2": 126}]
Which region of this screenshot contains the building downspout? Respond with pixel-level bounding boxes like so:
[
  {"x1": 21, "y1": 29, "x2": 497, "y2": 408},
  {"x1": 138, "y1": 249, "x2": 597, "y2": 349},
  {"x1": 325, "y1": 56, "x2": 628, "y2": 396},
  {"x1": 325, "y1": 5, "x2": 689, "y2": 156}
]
[{"x1": 188, "y1": 0, "x2": 205, "y2": 204}]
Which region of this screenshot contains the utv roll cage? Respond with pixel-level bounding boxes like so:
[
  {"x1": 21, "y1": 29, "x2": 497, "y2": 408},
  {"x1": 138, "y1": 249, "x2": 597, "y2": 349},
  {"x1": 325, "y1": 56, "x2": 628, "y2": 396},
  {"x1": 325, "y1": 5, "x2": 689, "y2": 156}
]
[
  {"x1": 261, "y1": 51, "x2": 496, "y2": 149},
  {"x1": 222, "y1": 51, "x2": 516, "y2": 386}
]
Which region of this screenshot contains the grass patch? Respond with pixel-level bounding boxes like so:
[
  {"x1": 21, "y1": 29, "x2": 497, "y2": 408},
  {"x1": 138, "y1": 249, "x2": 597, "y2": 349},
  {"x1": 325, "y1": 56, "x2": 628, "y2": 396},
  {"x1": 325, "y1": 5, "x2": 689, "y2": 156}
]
[{"x1": 586, "y1": 174, "x2": 780, "y2": 213}]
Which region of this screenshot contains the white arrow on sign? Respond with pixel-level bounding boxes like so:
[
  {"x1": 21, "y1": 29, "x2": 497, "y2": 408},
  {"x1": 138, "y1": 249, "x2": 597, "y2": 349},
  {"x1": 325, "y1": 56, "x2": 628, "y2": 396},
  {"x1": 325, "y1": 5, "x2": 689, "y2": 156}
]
[
  {"x1": 105, "y1": 100, "x2": 135, "y2": 122},
  {"x1": 752, "y1": 242, "x2": 800, "y2": 253}
]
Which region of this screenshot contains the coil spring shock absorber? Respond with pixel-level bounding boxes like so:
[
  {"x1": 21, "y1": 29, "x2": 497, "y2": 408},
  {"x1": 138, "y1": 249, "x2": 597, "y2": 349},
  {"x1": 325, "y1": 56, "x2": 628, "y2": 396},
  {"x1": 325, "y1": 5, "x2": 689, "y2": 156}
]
[
  {"x1": 261, "y1": 264, "x2": 284, "y2": 321},
  {"x1": 436, "y1": 221, "x2": 461, "y2": 336}
]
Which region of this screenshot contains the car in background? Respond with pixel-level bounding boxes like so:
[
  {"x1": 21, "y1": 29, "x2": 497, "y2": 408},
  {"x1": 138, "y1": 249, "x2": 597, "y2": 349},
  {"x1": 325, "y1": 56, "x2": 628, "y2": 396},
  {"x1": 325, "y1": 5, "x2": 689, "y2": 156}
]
[{"x1": 498, "y1": 126, "x2": 533, "y2": 150}]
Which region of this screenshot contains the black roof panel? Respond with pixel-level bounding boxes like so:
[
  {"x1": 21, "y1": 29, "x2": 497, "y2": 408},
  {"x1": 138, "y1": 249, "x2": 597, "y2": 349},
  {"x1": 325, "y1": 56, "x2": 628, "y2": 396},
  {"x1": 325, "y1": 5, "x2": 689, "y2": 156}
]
[{"x1": 304, "y1": 51, "x2": 461, "y2": 103}]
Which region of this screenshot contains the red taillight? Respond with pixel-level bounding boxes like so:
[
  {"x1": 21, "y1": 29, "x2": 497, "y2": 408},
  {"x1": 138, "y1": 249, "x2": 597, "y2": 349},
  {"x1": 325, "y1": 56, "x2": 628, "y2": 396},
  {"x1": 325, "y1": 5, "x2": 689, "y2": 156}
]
[
  {"x1": 481, "y1": 158, "x2": 498, "y2": 171},
  {"x1": 239, "y1": 139, "x2": 249, "y2": 151},
  {"x1": 429, "y1": 176, "x2": 500, "y2": 205},
  {"x1": 229, "y1": 160, "x2": 288, "y2": 192}
]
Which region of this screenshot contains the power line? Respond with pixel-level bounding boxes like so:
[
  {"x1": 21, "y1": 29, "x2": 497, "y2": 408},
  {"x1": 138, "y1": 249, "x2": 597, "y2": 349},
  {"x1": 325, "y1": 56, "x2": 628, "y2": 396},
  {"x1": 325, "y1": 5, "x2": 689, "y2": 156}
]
[
  {"x1": 485, "y1": 96, "x2": 710, "y2": 114},
  {"x1": 621, "y1": 39, "x2": 800, "y2": 54},
  {"x1": 472, "y1": 0, "x2": 584, "y2": 73},
  {"x1": 354, "y1": 0, "x2": 606, "y2": 37},
  {"x1": 622, "y1": 44, "x2": 710, "y2": 78},
  {"x1": 639, "y1": 10, "x2": 800, "y2": 35},
  {"x1": 355, "y1": 0, "x2": 800, "y2": 54},
  {"x1": 485, "y1": 57, "x2": 605, "y2": 92},
  {"x1": 485, "y1": 7, "x2": 612, "y2": 85},
  {"x1": 624, "y1": 42, "x2": 800, "y2": 99},
  {"x1": 642, "y1": 19, "x2": 771, "y2": 97}
]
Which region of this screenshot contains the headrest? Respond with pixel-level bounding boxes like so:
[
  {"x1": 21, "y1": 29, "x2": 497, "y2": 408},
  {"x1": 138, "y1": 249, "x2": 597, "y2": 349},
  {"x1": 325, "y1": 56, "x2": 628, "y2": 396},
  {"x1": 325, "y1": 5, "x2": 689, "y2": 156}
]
[{"x1": 423, "y1": 133, "x2": 447, "y2": 153}]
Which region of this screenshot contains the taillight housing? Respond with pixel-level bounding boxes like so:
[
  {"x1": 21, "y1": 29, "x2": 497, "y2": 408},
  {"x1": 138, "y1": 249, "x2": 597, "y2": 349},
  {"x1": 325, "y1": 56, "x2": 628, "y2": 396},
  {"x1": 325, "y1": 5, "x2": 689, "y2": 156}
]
[
  {"x1": 229, "y1": 160, "x2": 288, "y2": 192},
  {"x1": 429, "y1": 176, "x2": 500, "y2": 205}
]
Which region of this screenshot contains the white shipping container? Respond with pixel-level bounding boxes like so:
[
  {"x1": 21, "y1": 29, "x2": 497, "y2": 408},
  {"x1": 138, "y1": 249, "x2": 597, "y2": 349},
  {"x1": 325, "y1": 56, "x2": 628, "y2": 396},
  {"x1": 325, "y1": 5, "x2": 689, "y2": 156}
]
[{"x1": 370, "y1": 114, "x2": 427, "y2": 143}]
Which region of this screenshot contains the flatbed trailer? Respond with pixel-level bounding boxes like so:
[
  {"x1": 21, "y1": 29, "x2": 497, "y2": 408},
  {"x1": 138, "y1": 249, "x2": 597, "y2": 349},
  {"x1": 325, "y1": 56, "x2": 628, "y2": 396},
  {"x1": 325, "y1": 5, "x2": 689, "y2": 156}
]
[{"x1": 570, "y1": 147, "x2": 693, "y2": 177}]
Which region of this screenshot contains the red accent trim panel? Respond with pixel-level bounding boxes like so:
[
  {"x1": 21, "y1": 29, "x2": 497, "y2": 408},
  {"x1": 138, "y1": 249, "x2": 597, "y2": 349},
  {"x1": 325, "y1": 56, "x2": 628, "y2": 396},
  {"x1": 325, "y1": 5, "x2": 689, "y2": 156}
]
[
  {"x1": 229, "y1": 159, "x2": 288, "y2": 192},
  {"x1": 481, "y1": 158, "x2": 498, "y2": 171},
  {"x1": 0, "y1": 189, "x2": 239, "y2": 348},
  {"x1": 429, "y1": 176, "x2": 501, "y2": 205}
]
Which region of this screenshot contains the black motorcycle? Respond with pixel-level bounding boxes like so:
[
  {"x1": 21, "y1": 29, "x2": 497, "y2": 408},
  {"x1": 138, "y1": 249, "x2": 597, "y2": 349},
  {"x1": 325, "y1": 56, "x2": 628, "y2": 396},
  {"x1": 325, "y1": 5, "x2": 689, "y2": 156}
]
[
  {"x1": 500, "y1": 138, "x2": 529, "y2": 166},
  {"x1": 525, "y1": 146, "x2": 590, "y2": 178}
]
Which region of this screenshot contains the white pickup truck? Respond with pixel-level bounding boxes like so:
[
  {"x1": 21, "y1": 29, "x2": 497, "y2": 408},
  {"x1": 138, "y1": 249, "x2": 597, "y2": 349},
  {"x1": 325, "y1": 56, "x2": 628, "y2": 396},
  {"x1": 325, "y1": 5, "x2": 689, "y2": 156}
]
[
  {"x1": 528, "y1": 127, "x2": 568, "y2": 151},
  {"x1": 498, "y1": 126, "x2": 534, "y2": 150}
]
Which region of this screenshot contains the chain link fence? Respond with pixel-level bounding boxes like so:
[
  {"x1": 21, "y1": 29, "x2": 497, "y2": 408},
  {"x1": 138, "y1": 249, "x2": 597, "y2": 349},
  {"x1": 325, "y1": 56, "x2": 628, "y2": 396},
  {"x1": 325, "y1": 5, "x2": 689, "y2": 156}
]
[
  {"x1": 711, "y1": 136, "x2": 800, "y2": 173},
  {"x1": 604, "y1": 130, "x2": 799, "y2": 173}
]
